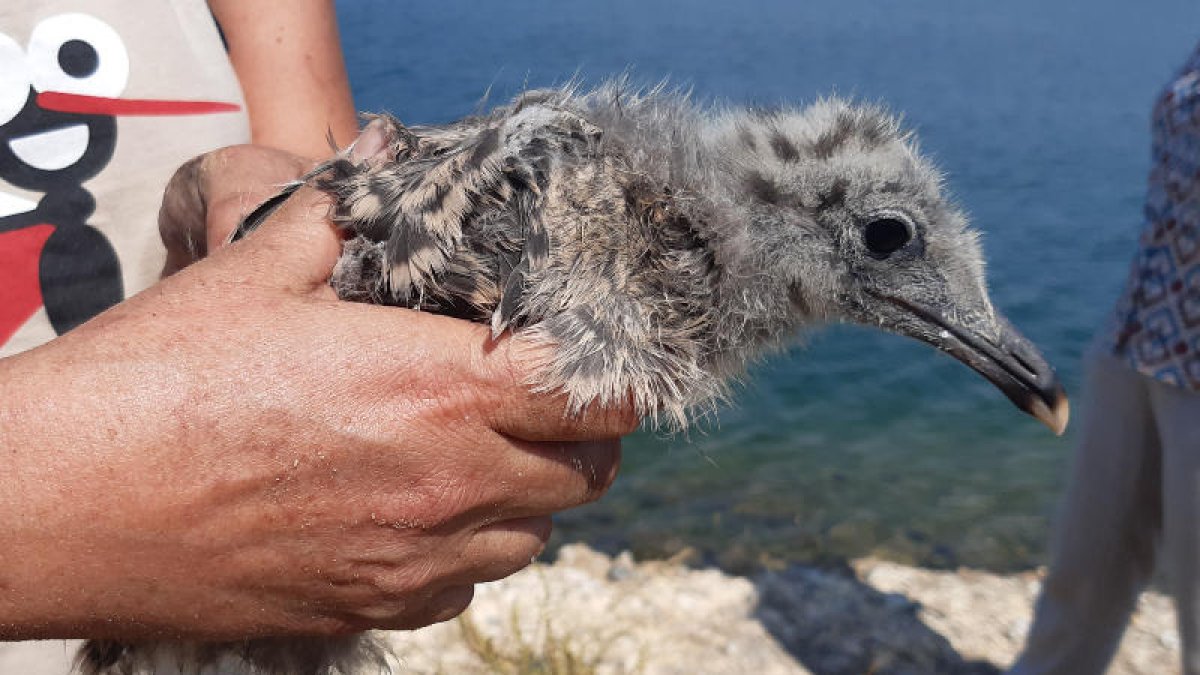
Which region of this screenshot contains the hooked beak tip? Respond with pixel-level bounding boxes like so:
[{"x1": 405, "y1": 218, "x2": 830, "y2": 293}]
[
  {"x1": 1027, "y1": 387, "x2": 1070, "y2": 436},
  {"x1": 867, "y1": 290, "x2": 1070, "y2": 436}
]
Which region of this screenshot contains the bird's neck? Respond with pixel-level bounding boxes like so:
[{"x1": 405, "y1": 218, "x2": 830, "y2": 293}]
[
  {"x1": 609, "y1": 109, "x2": 809, "y2": 369},
  {"x1": 674, "y1": 195, "x2": 802, "y2": 373},
  {"x1": 708, "y1": 259, "x2": 802, "y2": 374}
]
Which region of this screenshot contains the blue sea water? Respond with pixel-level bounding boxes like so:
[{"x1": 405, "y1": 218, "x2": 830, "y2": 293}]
[{"x1": 336, "y1": 0, "x2": 1200, "y2": 571}]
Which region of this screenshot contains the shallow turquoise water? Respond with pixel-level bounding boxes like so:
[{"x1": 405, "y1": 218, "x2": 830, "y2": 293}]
[{"x1": 336, "y1": 0, "x2": 1200, "y2": 571}]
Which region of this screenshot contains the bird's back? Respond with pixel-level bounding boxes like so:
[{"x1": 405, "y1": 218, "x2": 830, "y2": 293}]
[{"x1": 309, "y1": 85, "x2": 729, "y2": 422}]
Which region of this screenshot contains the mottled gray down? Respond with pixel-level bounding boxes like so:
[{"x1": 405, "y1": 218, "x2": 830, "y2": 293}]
[
  {"x1": 83, "y1": 82, "x2": 1067, "y2": 675},
  {"x1": 288, "y1": 81, "x2": 983, "y2": 430}
]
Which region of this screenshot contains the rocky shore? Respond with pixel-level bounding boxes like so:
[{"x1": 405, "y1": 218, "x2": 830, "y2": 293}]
[{"x1": 383, "y1": 544, "x2": 1179, "y2": 675}]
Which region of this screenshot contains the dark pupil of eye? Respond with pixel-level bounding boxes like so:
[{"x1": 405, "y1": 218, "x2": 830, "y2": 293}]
[
  {"x1": 864, "y1": 218, "x2": 911, "y2": 257},
  {"x1": 58, "y1": 40, "x2": 99, "y2": 78}
]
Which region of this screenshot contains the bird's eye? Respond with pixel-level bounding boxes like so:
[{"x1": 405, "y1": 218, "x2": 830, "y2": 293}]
[
  {"x1": 863, "y1": 217, "x2": 912, "y2": 259},
  {"x1": 27, "y1": 14, "x2": 128, "y2": 98}
]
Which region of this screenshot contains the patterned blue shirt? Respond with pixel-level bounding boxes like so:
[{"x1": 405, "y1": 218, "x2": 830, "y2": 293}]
[{"x1": 1111, "y1": 46, "x2": 1200, "y2": 390}]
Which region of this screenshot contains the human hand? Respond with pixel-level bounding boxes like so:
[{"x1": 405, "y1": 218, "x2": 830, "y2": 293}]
[
  {"x1": 157, "y1": 144, "x2": 314, "y2": 275},
  {"x1": 0, "y1": 157, "x2": 634, "y2": 641}
]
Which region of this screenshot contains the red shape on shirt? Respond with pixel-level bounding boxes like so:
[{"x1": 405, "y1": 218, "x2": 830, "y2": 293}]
[
  {"x1": 0, "y1": 224, "x2": 55, "y2": 346},
  {"x1": 37, "y1": 92, "x2": 241, "y2": 117}
]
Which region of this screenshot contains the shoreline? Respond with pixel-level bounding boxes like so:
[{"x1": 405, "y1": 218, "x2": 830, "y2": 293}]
[
  {"x1": 385, "y1": 543, "x2": 1179, "y2": 674},
  {"x1": 0, "y1": 544, "x2": 1174, "y2": 674}
]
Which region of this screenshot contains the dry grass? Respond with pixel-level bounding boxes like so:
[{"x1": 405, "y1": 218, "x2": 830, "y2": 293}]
[
  {"x1": 425, "y1": 563, "x2": 647, "y2": 675},
  {"x1": 452, "y1": 608, "x2": 601, "y2": 675}
]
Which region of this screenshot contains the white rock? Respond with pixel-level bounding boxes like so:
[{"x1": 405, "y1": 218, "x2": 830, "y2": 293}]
[{"x1": 375, "y1": 545, "x2": 1180, "y2": 674}]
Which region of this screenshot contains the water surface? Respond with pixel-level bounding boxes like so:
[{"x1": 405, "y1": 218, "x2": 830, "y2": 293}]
[{"x1": 336, "y1": 0, "x2": 1200, "y2": 571}]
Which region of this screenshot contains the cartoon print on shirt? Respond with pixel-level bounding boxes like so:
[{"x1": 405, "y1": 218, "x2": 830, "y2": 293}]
[{"x1": 0, "y1": 13, "x2": 239, "y2": 345}]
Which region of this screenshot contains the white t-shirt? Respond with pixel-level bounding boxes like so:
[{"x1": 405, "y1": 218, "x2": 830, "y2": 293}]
[
  {"x1": 0, "y1": 2, "x2": 249, "y2": 670},
  {"x1": 0, "y1": 0, "x2": 250, "y2": 357}
]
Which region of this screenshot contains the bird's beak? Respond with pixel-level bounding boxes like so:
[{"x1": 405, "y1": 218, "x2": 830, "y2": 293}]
[{"x1": 868, "y1": 292, "x2": 1069, "y2": 435}]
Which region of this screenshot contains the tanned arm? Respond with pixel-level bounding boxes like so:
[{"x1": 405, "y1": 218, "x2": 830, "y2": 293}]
[{"x1": 208, "y1": 0, "x2": 360, "y2": 157}]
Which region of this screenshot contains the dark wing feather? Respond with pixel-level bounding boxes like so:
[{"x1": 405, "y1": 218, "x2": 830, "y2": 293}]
[{"x1": 230, "y1": 180, "x2": 304, "y2": 242}]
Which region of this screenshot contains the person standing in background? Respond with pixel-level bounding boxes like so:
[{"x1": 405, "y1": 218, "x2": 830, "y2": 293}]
[{"x1": 1011, "y1": 42, "x2": 1200, "y2": 675}]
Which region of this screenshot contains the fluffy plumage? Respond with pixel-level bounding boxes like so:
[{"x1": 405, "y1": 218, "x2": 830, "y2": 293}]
[
  {"x1": 283, "y1": 83, "x2": 990, "y2": 428},
  {"x1": 82, "y1": 81, "x2": 1066, "y2": 675}
]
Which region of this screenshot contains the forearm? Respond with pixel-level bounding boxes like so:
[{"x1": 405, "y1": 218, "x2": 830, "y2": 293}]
[
  {"x1": 0, "y1": 339, "x2": 172, "y2": 639},
  {"x1": 0, "y1": 298, "x2": 306, "y2": 640},
  {"x1": 0, "y1": 349, "x2": 58, "y2": 638},
  {"x1": 209, "y1": 0, "x2": 359, "y2": 157}
]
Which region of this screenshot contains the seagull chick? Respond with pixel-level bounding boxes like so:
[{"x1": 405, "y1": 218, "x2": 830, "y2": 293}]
[
  {"x1": 278, "y1": 81, "x2": 1067, "y2": 431},
  {"x1": 83, "y1": 82, "x2": 1068, "y2": 675}
]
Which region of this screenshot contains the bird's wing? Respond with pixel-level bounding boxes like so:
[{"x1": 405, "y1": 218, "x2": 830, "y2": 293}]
[
  {"x1": 321, "y1": 117, "x2": 506, "y2": 300},
  {"x1": 227, "y1": 114, "x2": 420, "y2": 243},
  {"x1": 486, "y1": 106, "x2": 605, "y2": 336},
  {"x1": 316, "y1": 105, "x2": 604, "y2": 331}
]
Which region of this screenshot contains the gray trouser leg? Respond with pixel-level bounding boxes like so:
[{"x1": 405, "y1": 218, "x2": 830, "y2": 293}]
[
  {"x1": 1154, "y1": 375, "x2": 1200, "y2": 674},
  {"x1": 1010, "y1": 352, "x2": 1162, "y2": 675}
]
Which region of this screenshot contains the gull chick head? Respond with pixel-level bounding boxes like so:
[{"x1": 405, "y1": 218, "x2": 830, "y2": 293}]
[{"x1": 710, "y1": 100, "x2": 1067, "y2": 433}]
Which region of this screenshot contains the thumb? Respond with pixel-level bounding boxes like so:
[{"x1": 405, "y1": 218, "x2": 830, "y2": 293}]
[
  {"x1": 188, "y1": 144, "x2": 345, "y2": 293},
  {"x1": 222, "y1": 122, "x2": 399, "y2": 293},
  {"x1": 197, "y1": 145, "x2": 316, "y2": 247},
  {"x1": 157, "y1": 143, "x2": 343, "y2": 292},
  {"x1": 220, "y1": 183, "x2": 346, "y2": 294}
]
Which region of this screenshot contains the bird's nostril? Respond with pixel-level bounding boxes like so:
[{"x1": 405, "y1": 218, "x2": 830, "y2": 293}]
[{"x1": 1011, "y1": 351, "x2": 1039, "y2": 381}]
